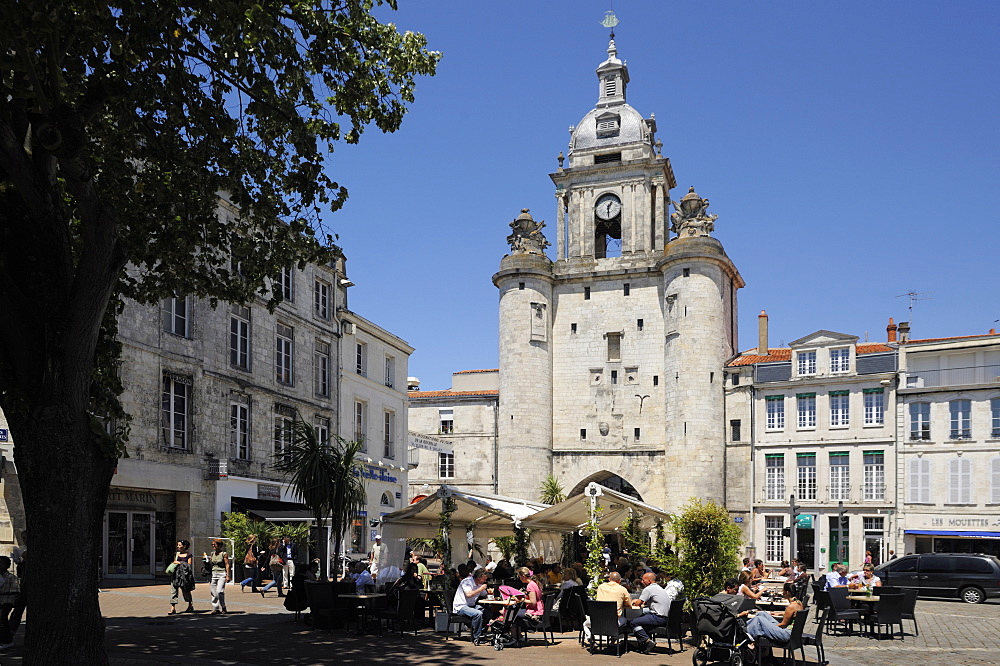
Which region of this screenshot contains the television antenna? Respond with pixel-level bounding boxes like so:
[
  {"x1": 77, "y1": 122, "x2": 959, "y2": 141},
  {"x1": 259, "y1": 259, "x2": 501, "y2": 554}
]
[{"x1": 896, "y1": 290, "x2": 932, "y2": 322}]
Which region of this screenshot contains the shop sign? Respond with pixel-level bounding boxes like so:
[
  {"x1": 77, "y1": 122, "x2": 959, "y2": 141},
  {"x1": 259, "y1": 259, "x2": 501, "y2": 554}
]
[
  {"x1": 352, "y1": 464, "x2": 398, "y2": 484},
  {"x1": 257, "y1": 484, "x2": 281, "y2": 500},
  {"x1": 734, "y1": 517, "x2": 744, "y2": 523},
  {"x1": 107, "y1": 488, "x2": 171, "y2": 511},
  {"x1": 907, "y1": 513, "x2": 1000, "y2": 530},
  {"x1": 0, "y1": 429, "x2": 8, "y2": 442},
  {"x1": 796, "y1": 514, "x2": 813, "y2": 529}
]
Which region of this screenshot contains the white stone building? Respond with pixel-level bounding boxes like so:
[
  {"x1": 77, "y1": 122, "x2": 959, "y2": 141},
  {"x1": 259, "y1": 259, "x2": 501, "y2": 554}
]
[
  {"x1": 493, "y1": 37, "x2": 743, "y2": 510},
  {"x1": 895, "y1": 330, "x2": 1000, "y2": 556},
  {"x1": 725, "y1": 314, "x2": 899, "y2": 572},
  {"x1": 407, "y1": 369, "x2": 499, "y2": 499}
]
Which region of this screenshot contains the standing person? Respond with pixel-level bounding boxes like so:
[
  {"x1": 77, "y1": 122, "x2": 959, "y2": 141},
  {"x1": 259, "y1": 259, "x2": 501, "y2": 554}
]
[
  {"x1": 260, "y1": 537, "x2": 285, "y2": 596},
  {"x1": 627, "y1": 572, "x2": 671, "y2": 654},
  {"x1": 864, "y1": 550, "x2": 873, "y2": 565},
  {"x1": 168, "y1": 540, "x2": 196, "y2": 614},
  {"x1": 0, "y1": 556, "x2": 20, "y2": 649},
  {"x1": 369, "y1": 534, "x2": 387, "y2": 580},
  {"x1": 205, "y1": 539, "x2": 230, "y2": 614},
  {"x1": 279, "y1": 535, "x2": 298, "y2": 591},
  {"x1": 239, "y1": 534, "x2": 265, "y2": 593},
  {"x1": 7, "y1": 532, "x2": 26, "y2": 641}
]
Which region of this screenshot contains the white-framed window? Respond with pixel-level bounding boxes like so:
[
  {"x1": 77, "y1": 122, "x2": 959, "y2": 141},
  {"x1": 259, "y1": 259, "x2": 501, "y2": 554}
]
[
  {"x1": 314, "y1": 340, "x2": 330, "y2": 397},
  {"x1": 797, "y1": 394, "x2": 816, "y2": 429},
  {"x1": 273, "y1": 403, "x2": 295, "y2": 460},
  {"x1": 830, "y1": 348, "x2": 850, "y2": 373},
  {"x1": 948, "y1": 456, "x2": 972, "y2": 504},
  {"x1": 355, "y1": 341, "x2": 367, "y2": 376},
  {"x1": 797, "y1": 453, "x2": 817, "y2": 500},
  {"x1": 863, "y1": 516, "x2": 884, "y2": 534},
  {"x1": 161, "y1": 374, "x2": 191, "y2": 450},
  {"x1": 949, "y1": 399, "x2": 972, "y2": 440},
  {"x1": 910, "y1": 402, "x2": 931, "y2": 440},
  {"x1": 384, "y1": 355, "x2": 395, "y2": 388},
  {"x1": 439, "y1": 408, "x2": 454, "y2": 435},
  {"x1": 354, "y1": 400, "x2": 367, "y2": 452},
  {"x1": 380, "y1": 492, "x2": 394, "y2": 508},
  {"x1": 438, "y1": 452, "x2": 455, "y2": 479},
  {"x1": 383, "y1": 410, "x2": 395, "y2": 459},
  {"x1": 313, "y1": 279, "x2": 330, "y2": 319},
  {"x1": 162, "y1": 296, "x2": 189, "y2": 337},
  {"x1": 829, "y1": 452, "x2": 850, "y2": 501},
  {"x1": 991, "y1": 457, "x2": 1000, "y2": 504},
  {"x1": 765, "y1": 516, "x2": 785, "y2": 562},
  {"x1": 863, "y1": 451, "x2": 885, "y2": 500},
  {"x1": 992, "y1": 399, "x2": 1000, "y2": 439},
  {"x1": 276, "y1": 323, "x2": 294, "y2": 385},
  {"x1": 864, "y1": 389, "x2": 885, "y2": 425},
  {"x1": 607, "y1": 332, "x2": 621, "y2": 362},
  {"x1": 315, "y1": 415, "x2": 330, "y2": 446},
  {"x1": 829, "y1": 391, "x2": 849, "y2": 427},
  {"x1": 765, "y1": 396, "x2": 785, "y2": 430},
  {"x1": 765, "y1": 454, "x2": 785, "y2": 501},
  {"x1": 230, "y1": 305, "x2": 251, "y2": 370},
  {"x1": 797, "y1": 350, "x2": 817, "y2": 376},
  {"x1": 280, "y1": 265, "x2": 294, "y2": 302},
  {"x1": 908, "y1": 457, "x2": 931, "y2": 503},
  {"x1": 230, "y1": 394, "x2": 251, "y2": 460}
]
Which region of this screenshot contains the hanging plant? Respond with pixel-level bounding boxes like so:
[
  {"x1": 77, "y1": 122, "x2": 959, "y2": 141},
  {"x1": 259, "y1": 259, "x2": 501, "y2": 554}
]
[{"x1": 437, "y1": 496, "x2": 457, "y2": 570}]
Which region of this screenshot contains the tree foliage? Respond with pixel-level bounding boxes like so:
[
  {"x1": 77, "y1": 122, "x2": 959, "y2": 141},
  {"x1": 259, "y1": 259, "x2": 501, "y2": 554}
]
[
  {"x1": 584, "y1": 507, "x2": 605, "y2": 596},
  {"x1": 220, "y1": 512, "x2": 312, "y2": 560},
  {"x1": 621, "y1": 509, "x2": 651, "y2": 564},
  {"x1": 671, "y1": 498, "x2": 742, "y2": 605},
  {"x1": 538, "y1": 474, "x2": 566, "y2": 505}
]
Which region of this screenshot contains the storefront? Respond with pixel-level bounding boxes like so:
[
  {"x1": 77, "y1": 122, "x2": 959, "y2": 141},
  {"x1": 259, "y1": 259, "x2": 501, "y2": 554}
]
[
  {"x1": 903, "y1": 513, "x2": 1000, "y2": 557},
  {"x1": 354, "y1": 461, "x2": 407, "y2": 558},
  {"x1": 103, "y1": 488, "x2": 178, "y2": 578}
]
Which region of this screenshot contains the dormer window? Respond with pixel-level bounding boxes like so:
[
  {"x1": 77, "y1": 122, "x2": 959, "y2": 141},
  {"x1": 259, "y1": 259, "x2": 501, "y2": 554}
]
[
  {"x1": 797, "y1": 350, "x2": 817, "y2": 376},
  {"x1": 830, "y1": 347, "x2": 851, "y2": 373},
  {"x1": 596, "y1": 113, "x2": 620, "y2": 138}
]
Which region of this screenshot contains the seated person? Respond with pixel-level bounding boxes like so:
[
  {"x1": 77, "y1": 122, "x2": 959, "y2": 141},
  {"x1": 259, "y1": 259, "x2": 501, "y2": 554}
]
[
  {"x1": 738, "y1": 582, "x2": 803, "y2": 645},
  {"x1": 583, "y1": 571, "x2": 631, "y2": 641},
  {"x1": 627, "y1": 572, "x2": 671, "y2": 654},
  {"x1": 352, "y1": 561, "x2": 374, "y2": 594},
  {"x1": 738, "y1": 578, "x2": 764, "y2": 600},
  {"x1": 849, "y1": 563, "x2": 882, "y2": 589},
  {"x1": 824, "y1": 564, "x2": 850, "y2": 590},
  {"x1": 452, "y1": 567, "x2": 490, "y2": 644},
  {"x1": 512, "y1": 567, "x2": 544, "y2": 644},
  {"x1": 560, "y1": 569, "x2": 580, "y2": 589}
]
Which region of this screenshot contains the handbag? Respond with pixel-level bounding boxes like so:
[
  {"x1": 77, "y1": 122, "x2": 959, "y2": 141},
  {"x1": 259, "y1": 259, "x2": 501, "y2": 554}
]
[
  {"x1": 244, "y1": 550, "x2": 257, "y2": 566},
  {"x1": 270, "y1": 554, "x2": 284, "y2": 567},
  {"x1": 165, "y1": 562, "x2": 178, "y2": 576}
]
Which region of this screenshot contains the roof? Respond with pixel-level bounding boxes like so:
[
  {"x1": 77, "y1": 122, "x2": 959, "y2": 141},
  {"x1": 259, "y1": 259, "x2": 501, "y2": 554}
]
[
  {"x1": 379, "y1": 486, "x2": 549, "y2": 539},
  {"x1": 571, "y1": 103, "x2": 647, "y2": 152},
  {"x1": 902, "y1": 334, "x2": 998, "y2": 345},
  {"x1": 520, "y1": 483, "x2": 672, "y2": 533},
  {"x1": 408, "y1": 389, "x2": 499, "y2": 399},
  {"x1": 453, "y1": 369, "x2": 499, "y2": 374},
  {"x1": 728, "y1": 343, "x2": 893, "y2": 367}
]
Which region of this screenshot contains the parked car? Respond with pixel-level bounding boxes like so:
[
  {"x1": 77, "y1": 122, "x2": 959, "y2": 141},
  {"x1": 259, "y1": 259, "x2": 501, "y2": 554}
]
[{"x1": 874, "y1": 553, "x2": 1000, "y2": 603}]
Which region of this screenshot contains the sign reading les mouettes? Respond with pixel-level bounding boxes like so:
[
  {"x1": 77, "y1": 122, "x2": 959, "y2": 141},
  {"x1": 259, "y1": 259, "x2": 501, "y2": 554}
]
[
  {"x1": 907, "y1": 513, "x2": 1000, "y2": 530},
  {"x1": 407, "y1": 433, "x2": 453, "y2": 454}
]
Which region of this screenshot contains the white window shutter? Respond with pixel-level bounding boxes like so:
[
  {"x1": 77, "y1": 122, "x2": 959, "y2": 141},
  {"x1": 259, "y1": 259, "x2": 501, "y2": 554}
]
[
  {"x1": 993, "y1": 458, "x2": 1000, "y2": 504},
  {"x1": 960, "y1": 458, "x2": 972, "y2": 504},
  {"x1": 908, "y1": 459, "x2": 919, "y2": 503},
  {"x1": 948, "y1": 458, "x2": 960, "y2": 504},
  {"x1": 920, "y1": 458, "x2": 931, "y2": 503}
]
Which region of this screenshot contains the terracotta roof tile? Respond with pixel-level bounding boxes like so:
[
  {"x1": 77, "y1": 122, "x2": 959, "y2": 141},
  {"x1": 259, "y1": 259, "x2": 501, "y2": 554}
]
[
  {"x1": 453, "y1": 368, "x2": 499, "y2": 374},
  {"x1": 902, "y1": 334, "x2": 998, "y2": 345},
  {"x1": 408, "y1": 389, "x2": 499, "y2": 398},
  {"x1": 728, "y1": 343, "x2": 893, "y2": 367}
]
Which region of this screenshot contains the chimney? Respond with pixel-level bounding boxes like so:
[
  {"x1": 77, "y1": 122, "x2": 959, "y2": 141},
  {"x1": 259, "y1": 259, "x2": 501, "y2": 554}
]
[
  {"x1": 757, "y1": 310, "x2": 769, "y2": 356},
  {"x1": 990, "y1": 328, "x2": 996, "y2": 336},
  {"x1": 898, "y1": 321, "x2": 910, "y2": 343},
  {"x1": 886, "y1": 317, "x2": 897, "y2": 343}
]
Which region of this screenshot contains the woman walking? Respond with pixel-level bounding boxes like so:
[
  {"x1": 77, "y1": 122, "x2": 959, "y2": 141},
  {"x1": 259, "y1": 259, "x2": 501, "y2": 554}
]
[
  {"x1": 169, "y1": 540, "x2": 196, "y2": 614},
  {"x1": 205, "y1": 539, "x2": 230, "y2": 614},
  {"x1": 260, "y1": 537, "x2": 285, "y2": 597},
  {"x1": 238, "y1": 534, "x2": 266, "y2": 593}
]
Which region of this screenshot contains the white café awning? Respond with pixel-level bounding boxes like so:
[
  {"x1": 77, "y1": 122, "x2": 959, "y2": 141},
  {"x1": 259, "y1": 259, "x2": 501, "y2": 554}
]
[
  {"x1": 519, "y1": 482, "x2": 672, "y2": 533},
  {"x1": 379, "y1": 485, "x2": 548, "y2": 538}
]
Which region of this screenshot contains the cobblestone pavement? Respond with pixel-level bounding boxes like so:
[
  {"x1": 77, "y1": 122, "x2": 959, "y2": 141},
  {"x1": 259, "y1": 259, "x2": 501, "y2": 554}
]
[{"x1": 0, "y1": 583, "x2": 997, "y2": 664}]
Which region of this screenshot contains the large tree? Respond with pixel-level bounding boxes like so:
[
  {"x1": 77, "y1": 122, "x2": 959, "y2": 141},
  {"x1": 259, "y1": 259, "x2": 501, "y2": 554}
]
[{"x1": 0, "y1": 1, "x2": 437, "y2": 661}]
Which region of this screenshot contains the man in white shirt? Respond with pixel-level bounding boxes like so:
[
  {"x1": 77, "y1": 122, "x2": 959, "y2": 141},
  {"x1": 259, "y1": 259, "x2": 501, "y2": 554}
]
[
  {"x1": 483, "y1": 556, "x2": 497, "y2": 573},
  {"x1": 352, "y1": 561, "x2": 374, "y2": 594},
  {"x1": 824, "y1": 564, "x2": 849, "y2": 590},
  {"x1": 369, "y1": 535, "x2": 388, "y2": 580},
  {"x1": 452, "y1": 568, "x2": 489, "y2": 644}
]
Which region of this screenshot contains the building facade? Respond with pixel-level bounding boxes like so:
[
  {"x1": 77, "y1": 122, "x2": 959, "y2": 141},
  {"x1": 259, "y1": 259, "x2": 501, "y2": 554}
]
[{"x1": 493, "y1": 37, "x2": 742, "y2": 510}]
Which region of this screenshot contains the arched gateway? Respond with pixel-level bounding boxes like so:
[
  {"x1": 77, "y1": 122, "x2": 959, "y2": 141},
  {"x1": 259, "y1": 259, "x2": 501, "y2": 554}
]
[{"x1": 569, "y1": 471, "x2": 643, "y2": 501}]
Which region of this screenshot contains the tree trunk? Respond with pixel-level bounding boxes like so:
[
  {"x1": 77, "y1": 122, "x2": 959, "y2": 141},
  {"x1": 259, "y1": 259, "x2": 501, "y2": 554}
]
[{"x1": 9, "y1": 404, "x2": 116, "y2": 664}]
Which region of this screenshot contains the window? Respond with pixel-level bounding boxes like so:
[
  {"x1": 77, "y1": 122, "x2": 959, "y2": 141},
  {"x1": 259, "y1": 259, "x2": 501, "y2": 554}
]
[
  {"x1": 765, "y1": 454, "x2": 785, "y2": 501},
  {"x1": 571, "y1": 323, "x2": 577, "y2": 334},
  {"x1": 279, "y1": 266, "x2": 294, "y2": 302},
  {"x1": 730, "y1": 419, "x2": 742, "y2": 442},
  {"x1": 384, "y1": 355, "x2": 395, "y2": 388},
  {"x1": 637, "y1": 319, "x2": 643, "y2": 331},
  {"x1": 732, "y1": 372, "x2": 740, "y2": 386},
  {"x1": 797, "y1": 350, "x2": 817, "y2": 375},
  {"x1": 594, "y1": 152, "x2": 621, "y2": 164},
  {"x1": 230, "y1": 305, "x2": 251, "y2": 370},
  {"x1": 518, "y1": 282, "x2": 525, "y2": 290},
  {"x1": 909, "y1": 402, "x2": 931, "y2": 440},
  {"x1": 948, "y1": 457, "x2": 972, "y2": 504},
  {"x1": 623, "y1": 283, "x2": 630, "y2": 296},
  {"x1": 830, "y1": 348, "x2": 850, "y2": 373},
  {"x1": 584, "y1": 287, "x2": 591, "y2": 300},
  {"x1": 797, "y1": 453, "x2": 817, "y2": 500},
  {"x1": 380, "y1": 492, "x2": 394, "y2": 508},
  {"x1": 230, "y1": 394, "x2": 250, "y2": 460},
  {"x1": 383, "y1": 410, "x2": 395, "y2": 459},
  {"x1": 610, "y1": 370, "x2": 618, "y2": 385},
  {"x1": 829, "y1": 391, "x2": 850, "y2": 427},
  {"x1": 829, "y1": 452, "x2": 850, "y2": 501},
  {"x1": 313, "y1": 280, "x2": 330, "y2": 319},
  {"x1": 439, "y1": 408, "x2": 454, "y2": 435},
  {"x1": 634, "y1": 427, "x2": 641, "y2": 441},
  {"x1": 315, "y1": 415, "x2": 330, "y2": 446},
  {"x1": 992, "y1": 399, "x2": 1000, "y2": 438},
  {"x1": 908, "y1": 457, "x2": 931, "y2": 503},
  {"x1": 580, "y1": 428, "x2": 587, "y2": 440},
  {"x1": 765, "y1": 396, "x2": 785, "y2": 430},
  {"x1": 653, "y1": 376, "x2": 659, "y2": 386},
  {"x1": 607, "y1": 332, "x2": 621, "y2": 362},
  {"x1": 438, "y1": 452, "x2": 455, "y2": 479},
  {"x1": 314, "y1": 341, "x2": 330, "y2": 397},
  {"x1": 864, "y1": 389, "x2": 884, "y2": 425},
  {"x1": 355, "y1": 341, "x2": 367, "y2": 377},
  {"x1": 682, "y1": 268, "x2": 690, "y2": 278},
  {"x1": 863, "y1": 451, "x2": 885, "y2": 500},
  {"x1": 797, "y1": 394, "x2": 816, "y2": 429},
  {"x1": 161, "y1": 375, "x2": 191, "y2": 450},
  {"x1": 273, "y1": 404, "x2": 295, "y2": 460},
  {"x1": 949, "y1": 400, "x2": 972, "y2": 440},
  {"x1": 275, "y1": 323, "x2": 293, "y2": 385},
  {"x1": 162, "y1": 297, "x2": 189, "y2": 337},
  {"x1": 765, "y1": 517, "x2": 785, "y2": 562},
  {"x1": 603, "y1": 77, "x2": 616, "y2": 96},
  {"x1": 863, "y1": 517, "x2": 884, "y2": 533},
  {"x1": 353, "y1": 400, "x2": 368, "y2": 451}
]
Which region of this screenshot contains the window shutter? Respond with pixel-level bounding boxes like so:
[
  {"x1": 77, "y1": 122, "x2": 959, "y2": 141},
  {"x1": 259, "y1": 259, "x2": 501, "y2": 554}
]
[
  {"x1": 948, "y1": 458, "x2": 960, "y2": 504},
  {"x1": 960, "y1": 458, "x2": 972, "y2": 504},
  {"x1": 992, "y1": 458, "x2": 1000, "y2": 504},
  {"x1": 908, "y1": 458, "x2": 920, "y2": 503}
]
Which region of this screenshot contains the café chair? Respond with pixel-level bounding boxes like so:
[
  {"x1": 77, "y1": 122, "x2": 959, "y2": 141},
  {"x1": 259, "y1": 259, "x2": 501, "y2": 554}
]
[
  {"x1": 650, "y1": 597, "x2": 686, "y2": 653},
  {"x1": 825, "y1": 587, "x2": 861, "y2": 635},
  {"x1": 866, "y1": 593, "x2": 905, "y2": 640},
  {"x1": 588, "y1": 599, "x2": 628, "y2": 657},
  {"x1": 900, "y1": 588, "x2": 919, "y2": 637}
]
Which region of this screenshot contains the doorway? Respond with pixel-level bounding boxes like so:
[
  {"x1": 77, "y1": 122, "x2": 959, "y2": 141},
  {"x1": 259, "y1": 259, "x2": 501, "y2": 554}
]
[{"x1": 104, "y1": 511, "x2": 155, "y2": 578}]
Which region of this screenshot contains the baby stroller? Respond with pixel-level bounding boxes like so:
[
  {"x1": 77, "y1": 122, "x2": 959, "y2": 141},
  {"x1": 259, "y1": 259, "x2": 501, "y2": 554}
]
[
  {"x1": 691, "y1": 595, "x2": 756, "y2": 666},
  {"x1": 486, "y1": 586, "x2": 526, "y2": 651}
]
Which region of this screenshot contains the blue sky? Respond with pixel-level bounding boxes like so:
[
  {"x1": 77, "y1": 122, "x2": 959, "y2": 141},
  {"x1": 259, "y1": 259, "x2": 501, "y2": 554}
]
[{"x1": 324, "y1": 1, "x2": 999, "y2": 391}]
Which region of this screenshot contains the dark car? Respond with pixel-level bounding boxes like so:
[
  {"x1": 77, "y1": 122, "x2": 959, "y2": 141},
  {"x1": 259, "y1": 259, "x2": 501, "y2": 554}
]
[{"x1": 874, "y1": 553, "x2": 1000, "y2": 604}]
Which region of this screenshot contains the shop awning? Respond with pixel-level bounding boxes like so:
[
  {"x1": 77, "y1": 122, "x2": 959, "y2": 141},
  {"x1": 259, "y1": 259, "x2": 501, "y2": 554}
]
[
  {"x1": 378, "y1": 485, "x2": 548, "y2": 538},
  {"x1": 520, "y1": 483, "x2": 672, "y2": 533},
  {"x1": 231, "y1": 497, "x2": 314, "y2": 522},
  {"x1": 905, "y1": 529, "x2": 1000, "y2": 539}
]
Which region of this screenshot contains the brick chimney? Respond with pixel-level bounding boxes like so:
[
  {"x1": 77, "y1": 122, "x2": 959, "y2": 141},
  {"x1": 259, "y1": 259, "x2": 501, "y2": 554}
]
[
  {"x1": 758, "y1": 310, "x2": 769, "y2": 356},
  {"x1": 886, "y1": 317, "x2": 897, "y2": 343},
  {"x1": 898, "y1": 321, "x2": 910, "y2": 343}
]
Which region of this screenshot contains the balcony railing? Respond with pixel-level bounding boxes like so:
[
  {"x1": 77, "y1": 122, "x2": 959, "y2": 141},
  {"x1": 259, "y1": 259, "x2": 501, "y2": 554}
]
[
  {"x1": 949, "y1": 429, "x2": 972, "y2": 440},
  {"x1": 904, "y1": 364, "x2": 1000, "y2": 389},
  {"x1": 909, "y1": 430, "x2": 931, "y2": 441}
]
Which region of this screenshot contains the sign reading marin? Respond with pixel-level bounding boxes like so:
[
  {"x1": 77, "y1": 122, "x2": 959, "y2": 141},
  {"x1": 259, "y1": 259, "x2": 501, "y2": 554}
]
[{"x1": 352, "y1": 465, "x2": 398, "y2": 484}]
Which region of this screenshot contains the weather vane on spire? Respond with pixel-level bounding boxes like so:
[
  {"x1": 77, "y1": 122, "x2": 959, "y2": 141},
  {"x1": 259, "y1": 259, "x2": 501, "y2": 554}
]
[{"x1": 601, "y1": 10, "x2": 619, "y2": 39}]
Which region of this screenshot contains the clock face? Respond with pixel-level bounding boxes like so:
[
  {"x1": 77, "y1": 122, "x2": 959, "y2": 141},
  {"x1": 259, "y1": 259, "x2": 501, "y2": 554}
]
[{"x1": 595, "y1": 194, "x2": 622, "y2": 221}]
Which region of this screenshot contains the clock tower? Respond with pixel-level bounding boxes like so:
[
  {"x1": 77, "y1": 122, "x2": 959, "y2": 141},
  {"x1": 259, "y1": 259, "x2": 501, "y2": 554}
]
[{"x1": 494, "y1": 34, "x2": 743, "y2": 510}]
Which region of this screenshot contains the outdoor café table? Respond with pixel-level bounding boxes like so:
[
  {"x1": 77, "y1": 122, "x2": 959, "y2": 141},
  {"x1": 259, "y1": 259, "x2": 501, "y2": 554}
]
[
  {"x1": 338, "y1": 593, "x2": 387, "y2": 633},
  {"x1": 480, "y1": 597, "x2": 517, "y2": 622},
  {"x1": 755, "y1": 597, "x2": 789, "y2": 612},
  {"x1": 847, "y1": 594, "x2": 880, "y2": 635}
]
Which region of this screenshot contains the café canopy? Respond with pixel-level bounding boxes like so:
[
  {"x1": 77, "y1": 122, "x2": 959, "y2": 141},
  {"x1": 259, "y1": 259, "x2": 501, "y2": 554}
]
[
  {"x1": 519, "y1": 482, "x2": 672, "y2": 533},
  {"x1": 379, "y1": 485, "x2": 549, "y2": 538}
]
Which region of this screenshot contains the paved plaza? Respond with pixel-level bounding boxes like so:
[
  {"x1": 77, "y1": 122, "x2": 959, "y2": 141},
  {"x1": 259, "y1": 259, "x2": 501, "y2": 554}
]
[{"x1": 1, "y1": 582, "x2": 998, "y2": 664}]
